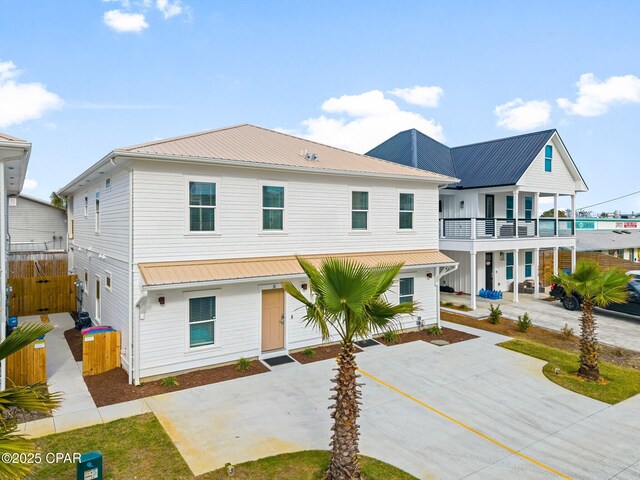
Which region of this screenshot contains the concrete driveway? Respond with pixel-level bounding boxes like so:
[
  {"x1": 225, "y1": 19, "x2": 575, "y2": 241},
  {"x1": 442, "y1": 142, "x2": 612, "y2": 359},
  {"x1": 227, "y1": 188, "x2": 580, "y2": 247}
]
[{"x1": 145, "y1": 322, "x2": 640, "y2": 479}]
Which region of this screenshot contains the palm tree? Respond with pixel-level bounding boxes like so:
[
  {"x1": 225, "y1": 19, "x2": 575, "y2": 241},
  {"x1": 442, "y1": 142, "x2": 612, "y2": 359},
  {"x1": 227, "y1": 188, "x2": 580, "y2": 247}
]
[
  {"x1": 553, "y1": 260, "x2": 630, "y2": 381},
  {"x1": 0, "y1": 323, "x2": 61, "y2": 479},
  {"x1": 282, "y1": 257, "x2": 417, "y2": 479}
]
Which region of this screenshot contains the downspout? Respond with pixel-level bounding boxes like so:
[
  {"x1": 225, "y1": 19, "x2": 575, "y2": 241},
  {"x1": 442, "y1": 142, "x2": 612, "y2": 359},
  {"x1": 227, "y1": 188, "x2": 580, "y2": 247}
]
[{"x1": 434, "y1": 264, "x2": 459, "y2": 328}]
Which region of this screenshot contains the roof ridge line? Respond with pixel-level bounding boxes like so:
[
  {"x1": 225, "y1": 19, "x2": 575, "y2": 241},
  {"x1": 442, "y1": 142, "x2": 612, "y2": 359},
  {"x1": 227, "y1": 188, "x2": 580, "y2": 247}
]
[
  {"x1": 122, "y1": 123, "x2": 251, "y2": 151},
  {"x1": 451, "y1": 129, "x2": 556, "y2": 150}
]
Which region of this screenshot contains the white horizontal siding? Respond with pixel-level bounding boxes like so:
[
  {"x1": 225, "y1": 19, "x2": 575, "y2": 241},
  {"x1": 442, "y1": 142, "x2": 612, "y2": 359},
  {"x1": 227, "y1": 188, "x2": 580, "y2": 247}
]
[
  {"x1": 8, "y1": 198, "x2": 67, "y2": 248},
  {"x1": 518, "y1": 136, "x2": 578, "y2": 194}
]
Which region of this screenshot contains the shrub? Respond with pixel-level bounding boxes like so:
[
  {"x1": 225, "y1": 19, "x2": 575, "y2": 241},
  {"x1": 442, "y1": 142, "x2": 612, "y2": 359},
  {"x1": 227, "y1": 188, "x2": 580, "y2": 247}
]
[
  {"x1": 561, "y1": 323, "x2": 574, "y2": 339},
  {"x1": 426, "y1": 325, "x2": 442, "y2": 336},
  {"x1": 458, "y1": 304, "x2": 470, "y2": 311},
  {"x1": 160, "y1": 376, "x2": 179, "y2": 388},
  {"x1": 236, "y1": 357, "x2": 252, "y2": 372},
  {"x1": 383, "y1": 330, "x2": 400, "y2": 343},
  {"x1": 516, "y1": 313, "x2": 532, "y2": 332},
  {"x1": 488, "y1": 304, "x2": 502, "y2": 324},
  {"x1": 302, "y1": 347, "x2": 316, "y2": 358},
  {"x1": 443, "y1": 301, "x2": 454, "y2": 307}
]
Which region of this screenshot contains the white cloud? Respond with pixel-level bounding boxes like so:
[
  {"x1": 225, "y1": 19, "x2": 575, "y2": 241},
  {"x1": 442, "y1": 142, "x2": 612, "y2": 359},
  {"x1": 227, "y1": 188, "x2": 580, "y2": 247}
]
[
  {"x1": 156, "y1": 0, "x2": 182, "y2": 18},
  {"x1": 557, "y1": 73, "x2": 640, "y2": 117},
  {"x1": 23, "y1": 178, "x2": 37, "y2": 190},
  {"x1": 389, "y1": 85, "x2": 444, "y2": 108},
  {"x1": 103, "y1": 9, "x2": 149, "y2": 32},
  {"x1": 0, "y1": 60, "x2": 63, "y2": 129},
  {"x1": 285, "y1": 89, "x2": 445, "y2": 153},
  {"x1": 494, "y1": 98, "x2": 552, "y2": 131}
]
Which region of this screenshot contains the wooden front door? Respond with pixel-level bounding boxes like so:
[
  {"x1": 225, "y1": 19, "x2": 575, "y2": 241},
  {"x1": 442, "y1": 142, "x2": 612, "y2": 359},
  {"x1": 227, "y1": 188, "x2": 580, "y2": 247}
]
[{"x1": 262, "y1": 289, "x2": 284, "y2": 352}]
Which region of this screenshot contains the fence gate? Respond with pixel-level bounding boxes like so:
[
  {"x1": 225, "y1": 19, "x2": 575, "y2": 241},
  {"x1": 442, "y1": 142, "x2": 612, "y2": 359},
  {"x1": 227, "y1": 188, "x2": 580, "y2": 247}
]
[
  {"x1": 6, "y1": 340, "x2": 47, "y2": 386},
  {"x1": 82, "y1": 331, "x2": 121, "y2": 376},
  {"x1": 8, "y1": 275, "x2": 77, "y2": 316}
]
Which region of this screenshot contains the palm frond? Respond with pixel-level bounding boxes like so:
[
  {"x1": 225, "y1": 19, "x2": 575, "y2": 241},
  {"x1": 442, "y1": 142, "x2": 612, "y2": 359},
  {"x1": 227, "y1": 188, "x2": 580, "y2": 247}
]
[
  {"x1": 0, "y1": 323, "x2": 53, "y2": 361},
  {"x1": 0, "y1": 383, "x2": 61, "y2": 416}
]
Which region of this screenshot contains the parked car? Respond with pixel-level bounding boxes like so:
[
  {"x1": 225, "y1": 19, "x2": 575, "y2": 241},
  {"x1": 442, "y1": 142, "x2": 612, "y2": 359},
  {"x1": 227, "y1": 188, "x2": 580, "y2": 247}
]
[
  {"x1": 550, "y1": 279, "x2": 640, "y2": 317},
  {"x1": 627, "y1": 270, "x2": 640, "y2": 280}
]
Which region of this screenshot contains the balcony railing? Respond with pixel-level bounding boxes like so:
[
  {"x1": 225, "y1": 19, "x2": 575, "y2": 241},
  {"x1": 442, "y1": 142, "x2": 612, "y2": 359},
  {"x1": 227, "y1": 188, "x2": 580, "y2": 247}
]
[{"x1": 440, "y1": 218, "x2": 574, "y2": 240}]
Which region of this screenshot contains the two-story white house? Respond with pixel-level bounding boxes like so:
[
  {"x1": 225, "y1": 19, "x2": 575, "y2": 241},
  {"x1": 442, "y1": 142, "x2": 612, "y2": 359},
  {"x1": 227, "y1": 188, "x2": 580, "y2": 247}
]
[
  {"x1": 367, "y1": 129, "x2": 588, "y2": 309},
  {"x1": 59, "y1": 124, "x2": 458, "y2": 384}
]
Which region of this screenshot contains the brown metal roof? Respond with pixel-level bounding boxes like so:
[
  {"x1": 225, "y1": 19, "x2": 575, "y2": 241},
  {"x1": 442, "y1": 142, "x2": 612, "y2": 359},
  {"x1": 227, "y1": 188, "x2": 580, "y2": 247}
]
[
  {"x1": 120, "y1": 124, "x2": 457, "y2": 182},
  {"x1": 139, "y1": 249, "x2": 455, "y2": 287},
  {"x1": 0, "y1": 132, "x2": 27, "y2": 143}
]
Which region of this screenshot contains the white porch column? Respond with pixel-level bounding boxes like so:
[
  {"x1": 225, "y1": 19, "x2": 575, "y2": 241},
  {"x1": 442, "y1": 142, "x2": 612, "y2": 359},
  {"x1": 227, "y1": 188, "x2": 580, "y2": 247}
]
[
  {"x1": 435, "y1": 267, "x2": 441, "y2": 328},
  {"x1": 470, "y1": 252, "x2": 477, "y2": 310},
  {"x1": 513, "y1": 190, "x2": 519, "y2": 238},
  {"x1": 513, "y1": 249, "x2": 519, "y2": 303},
  {"x1": 534, "y1": 192, "x2": 540, "y2": 237},
  {"x1": 470, "y1": 218, "x2": 477, "y2": 240},
  {"x1": 554, "y1": 193, "x2": 560, "y2": 237},
  {"x1": 553, "y1": 246, "x2": 559, "y2": 275},
  {"x1": 533, "y1": 247, "x2": 540, "y2": 298},
  {"x1": 571, "y1": 246, "x2": 577, "y2": 273}
]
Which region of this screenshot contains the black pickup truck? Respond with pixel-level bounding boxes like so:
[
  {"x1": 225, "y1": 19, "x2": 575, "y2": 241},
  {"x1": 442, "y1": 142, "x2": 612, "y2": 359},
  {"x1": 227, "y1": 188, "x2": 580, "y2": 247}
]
[{"x1": 550, "y1": 279, "x2": 640, "y2": 317}]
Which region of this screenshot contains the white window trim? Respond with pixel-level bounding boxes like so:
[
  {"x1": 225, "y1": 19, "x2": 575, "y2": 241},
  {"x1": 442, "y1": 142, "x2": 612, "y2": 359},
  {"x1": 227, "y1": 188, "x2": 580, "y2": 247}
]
[
  {"x1": 398, "y1": 190, "x2": 416, "y2": 232},
  {"x1": 349, "y1": 187, "x2": 370, "y2": 233},
  {"x1": 184, "y1": 176, "x2": 220, "y2": 236},
  {"x1": 83, "y1": 195, "x2": 88, "y2": 218},
  {"x1": 398, "y1": 275, "x2": 415, "y2": 304},
  {"x1": 259, "y1": 180, "x2": 288, "y2": 234},
  {"x1": 84, "y1": 269, "x2": 89, "y2": 292},
  {"x1": 105, "y1": 178, "x2": 111, "y2": 191},
  {"x1": 105, "y1": 271, "x2": 112, "y2": 291},
  {"x1": 94, "y1": 275, "x2": 101, "y2": 324},
  {"x1": 184, "y1": 290, "x2": 220, "y2": 353},
  {"x1": 95, "y1": 191, "x2": 100, "y2": 235}
]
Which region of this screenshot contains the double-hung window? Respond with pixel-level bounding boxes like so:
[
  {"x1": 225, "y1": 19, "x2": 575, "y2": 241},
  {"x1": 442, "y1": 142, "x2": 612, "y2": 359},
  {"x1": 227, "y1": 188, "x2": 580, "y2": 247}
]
[
  {"x1": 544, "y1": 145, "x2": 552, "y2": 172},
  {"x1": 189, "y1": 181, "x2": 216, "y2": 232},
  {"x1": 189, "y1": 296, "x2": 216, "y2": 348},
  {"x1": 262, "y1": 185, "x2": 284, "y2": 230},
  {"x1": 352, "y1": 191, "x2": 368, "y2": 230},
  {"x1": 506, "y1": 252, "x2": 514, "y2": 280},
  {"x1": 506, "y1": 195, "x2": 514, "y2": 219},
  {"x1": 399, "y1": 193, "x2": 414, "y2": 229},
  {"x1": 84, "y1": 196, "x2": 88, "y2": 217},
  {"x1": 524, "y1": 196, "x2": 533, "y2": 219},
  {"x1": 399, "y1": 277, "x2": 414, "y2": 304},
  {"x1": 95, "y1": 192, "x2": 100, "y2": 233},
  {"x1": 525, "y1": 251, "x2": 533, "y2": 277}
]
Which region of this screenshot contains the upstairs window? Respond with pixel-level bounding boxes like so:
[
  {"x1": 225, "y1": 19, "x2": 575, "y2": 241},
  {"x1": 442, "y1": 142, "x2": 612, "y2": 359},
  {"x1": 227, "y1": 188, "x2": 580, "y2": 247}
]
[
  {"x1": 84, "y1": 196, "x2": 88, "y2": 217},
  {"x1": 524, "y1": 196, "x2": 533, "y2": 219},
  {"x1": 545, "y1": 145, "x2": 553, "y2": 172},
  {"x1": 95, "y1": 192, "x2": 100, "y2": 233},
  {"x1": 351, "y1": 191, "x2": 368, "y2": 230},
  {"x1": 399, "y1": 193, "x2": 414, "y2": 229},
  {"x1": 262, "y1": 185, "x2": 284, "y2": 230},
  {"x1": 189, "y1": 182, "x2": 216, "y2": 232},
  {"x1": 399, "y1": 277, "x2": 414, "y2": 304},
  {"x1": 105, "y1": 178, "x2": 111, "y2": 190},
  {"x1": 506, "y1": 195, "x2": 514, "y2": 219}
]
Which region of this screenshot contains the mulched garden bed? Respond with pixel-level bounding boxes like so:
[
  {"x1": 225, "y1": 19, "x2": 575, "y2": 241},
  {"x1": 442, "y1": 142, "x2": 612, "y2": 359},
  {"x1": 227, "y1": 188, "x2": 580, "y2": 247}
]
[
  {"x1": 376, "y1": 327, "x2": 478, "y2": 346},
  {"x1": 4, "y1": 406, "x2": 50, "y2": 424},
  {"x1": 290, "y1": 343, "x2": 363, "y2": 364},
  {"x1": 85, "y1": 361, "x2": 270, "y2": 407},
  {"x1": 64, "y1": 328, "x2": 83, "y2": 362}
]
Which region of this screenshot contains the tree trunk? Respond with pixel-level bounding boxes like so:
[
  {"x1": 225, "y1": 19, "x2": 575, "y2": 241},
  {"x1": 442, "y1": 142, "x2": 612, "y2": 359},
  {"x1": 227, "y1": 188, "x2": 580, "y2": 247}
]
[
  {"x1": 327, "y1": 342, "x2": 361, "y2": 480},
  {"x1": 578, "y1": 298, "x2": 600, "y2": 381}
]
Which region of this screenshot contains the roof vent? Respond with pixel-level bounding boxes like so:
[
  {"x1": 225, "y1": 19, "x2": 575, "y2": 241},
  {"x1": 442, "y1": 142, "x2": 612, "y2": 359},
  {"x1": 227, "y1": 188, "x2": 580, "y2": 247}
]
[{"x1": 300, "y1": 149, "x2": 319, "y2": 161}]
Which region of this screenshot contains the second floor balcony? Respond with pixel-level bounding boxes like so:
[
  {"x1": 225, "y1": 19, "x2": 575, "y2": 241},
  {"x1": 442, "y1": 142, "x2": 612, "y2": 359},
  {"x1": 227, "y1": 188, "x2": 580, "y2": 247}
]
[{"x1": 440, "y1": 217, "x2": 575, "y2": 240}]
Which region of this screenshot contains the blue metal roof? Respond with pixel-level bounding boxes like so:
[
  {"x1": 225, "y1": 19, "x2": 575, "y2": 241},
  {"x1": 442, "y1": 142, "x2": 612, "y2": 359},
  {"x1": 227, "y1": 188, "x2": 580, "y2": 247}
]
[{"x1": 366, "y1": 129, "x2": 557, "y2": 189}]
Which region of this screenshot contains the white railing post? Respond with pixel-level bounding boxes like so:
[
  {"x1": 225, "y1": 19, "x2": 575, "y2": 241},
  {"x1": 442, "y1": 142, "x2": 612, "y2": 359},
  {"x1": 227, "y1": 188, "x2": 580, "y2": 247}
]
[{"x1": 470, "y1": 218, "x2": 477, "y2": 240}]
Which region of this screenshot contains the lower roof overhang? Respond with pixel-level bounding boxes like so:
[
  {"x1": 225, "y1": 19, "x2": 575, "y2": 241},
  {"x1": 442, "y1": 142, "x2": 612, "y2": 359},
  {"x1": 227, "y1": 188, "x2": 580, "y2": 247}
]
[{"x1": 139, "y1": 249, "x2": 457, "y2": 291}]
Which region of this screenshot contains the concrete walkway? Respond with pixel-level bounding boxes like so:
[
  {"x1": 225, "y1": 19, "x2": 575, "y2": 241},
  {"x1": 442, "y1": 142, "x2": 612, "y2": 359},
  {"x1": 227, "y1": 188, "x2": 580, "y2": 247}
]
[{"x1": 17, "y1": 313, "x2": 150, "y2": 437}]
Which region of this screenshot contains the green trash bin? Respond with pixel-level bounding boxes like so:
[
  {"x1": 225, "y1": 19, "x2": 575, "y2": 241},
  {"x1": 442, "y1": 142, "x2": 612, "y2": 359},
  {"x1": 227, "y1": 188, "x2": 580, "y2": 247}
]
[{"x1": 77, "y1": 451, "x2": 102, "y2": 480}]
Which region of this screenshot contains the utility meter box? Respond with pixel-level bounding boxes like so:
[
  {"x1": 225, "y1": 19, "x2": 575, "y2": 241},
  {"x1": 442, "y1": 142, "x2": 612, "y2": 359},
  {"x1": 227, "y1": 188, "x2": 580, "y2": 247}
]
[{"x1": 77, "y1": 451, "x2": 102, "y2": 480}]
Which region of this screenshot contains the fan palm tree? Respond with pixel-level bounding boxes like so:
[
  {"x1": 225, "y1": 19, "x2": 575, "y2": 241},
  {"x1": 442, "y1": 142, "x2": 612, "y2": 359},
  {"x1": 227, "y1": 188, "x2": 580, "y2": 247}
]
[
  {"x1": 282, "y1": 257, "x2": 417, "y2": 479},
  {"x1": 0, "y1": 323, "x2": 61, "y2": 479},
  {"x1": 553, "y1": 260, "x2": 630, "y2": 381}
]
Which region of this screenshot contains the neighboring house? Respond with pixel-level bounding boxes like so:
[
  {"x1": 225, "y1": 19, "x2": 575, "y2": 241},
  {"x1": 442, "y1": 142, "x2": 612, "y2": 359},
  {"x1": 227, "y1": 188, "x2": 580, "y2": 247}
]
[
  {"x1": 8, "y1": 194, "x2": 67, "y2": 252},
  {"x1": 575, "y1": 218, "x2": 640, "y2": 262},
  {"x1": 0, "y1": 133, "x2": 31, "y2": 390},
  {"x1": 367, "y1": 129, "x2": 588, "y2": 308},
  {"x1": 58, "y1": 124, "x2": 458, "y2": 384}
]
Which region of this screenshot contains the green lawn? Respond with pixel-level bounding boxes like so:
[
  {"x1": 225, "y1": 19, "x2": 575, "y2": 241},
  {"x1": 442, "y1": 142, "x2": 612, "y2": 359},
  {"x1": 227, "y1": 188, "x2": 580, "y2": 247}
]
[
  {"x1": 28, "y1": 414, "x2": 414, "y2": 480},
  {"x1": 499, "y1": 339, "x2": 640, "y2": 404}
]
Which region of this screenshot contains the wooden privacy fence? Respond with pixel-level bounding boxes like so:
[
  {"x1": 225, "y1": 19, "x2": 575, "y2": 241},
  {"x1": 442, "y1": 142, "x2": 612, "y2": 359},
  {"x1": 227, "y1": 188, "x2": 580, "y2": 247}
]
[
  {"x1": 8, "y1": 275, "x2": 77, "y2": 316},
  {"x1": 82, "y1": 331, "x2": 121, "y2": 376},
  {"x1": 6, "y1": 340, "x2": 46, "y2": 387},
  {"x1": 539, "y1": 250, "x2": 639, "y2": 286},
  {"x1": 9, "y1": 252, "x2": 68, "y2": 278}
]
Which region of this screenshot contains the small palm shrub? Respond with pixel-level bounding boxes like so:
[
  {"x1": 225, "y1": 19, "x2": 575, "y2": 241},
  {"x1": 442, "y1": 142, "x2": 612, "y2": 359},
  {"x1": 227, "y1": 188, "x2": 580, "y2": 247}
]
[
  {"x1": 302, "y1": 347, "x2": 316, "y2": 358},
  {"x1": 458, "y1": 304, "x2": 470, "y2": 311},
  {"x1": 488, "y1": 304, "x2": 502, "y2": 324},
  {"x1": 236, "y1": 357, "x2": 252, "y2": 372},
  {"x1": 561, "y1": 323, "x2": 575, "y2": 339},
  {"x1": 383, "y1": 330, "x2": 400, "y2": 343},
  {"x1": 161, "y1": 376, "x2": 179, "y2": 387},
  {"x1": 443, "y1": 301, "x2": 454, "y2": 307},
  {"x1": 427, "y1": 325, "x2": 442, "y2": 336},
  {"x1": 516, "y1": 313, "x2": 532, "y2": 332}
]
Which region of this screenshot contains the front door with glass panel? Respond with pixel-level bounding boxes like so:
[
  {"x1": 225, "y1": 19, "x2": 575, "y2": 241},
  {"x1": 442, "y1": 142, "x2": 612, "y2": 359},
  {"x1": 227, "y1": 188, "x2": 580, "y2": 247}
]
[
  {"x1": 485, "y1": 195, "x2": 495, "y2": 236},
  {"x1": 262, "y1": 289, "x2": 284, "y2": 352}
]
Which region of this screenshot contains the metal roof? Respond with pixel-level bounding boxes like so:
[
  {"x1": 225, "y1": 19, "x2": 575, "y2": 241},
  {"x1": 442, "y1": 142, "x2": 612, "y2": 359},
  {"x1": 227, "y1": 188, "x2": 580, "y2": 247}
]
[
  {"x1": 138, "y1": 249, "x2": 456, "y2": 287},
  {"x1": 0, "y1": 132, "x2": 27, "y2": 143},
  {"x1": 577, "y1": 231, "x2": 640, "y2": 252},
  {"x1": 119, "y1": 124, "x2": 457, "y2": 183},
  {"x1": 367, "y1": 129, "x2": 558, "y2": 189}
]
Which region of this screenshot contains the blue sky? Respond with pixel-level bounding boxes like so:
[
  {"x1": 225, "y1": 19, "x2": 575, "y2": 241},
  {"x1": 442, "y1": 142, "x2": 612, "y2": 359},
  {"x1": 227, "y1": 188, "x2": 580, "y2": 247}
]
[{"x1": 1, "y1": 0, "x2": 639, "y2": 213}]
